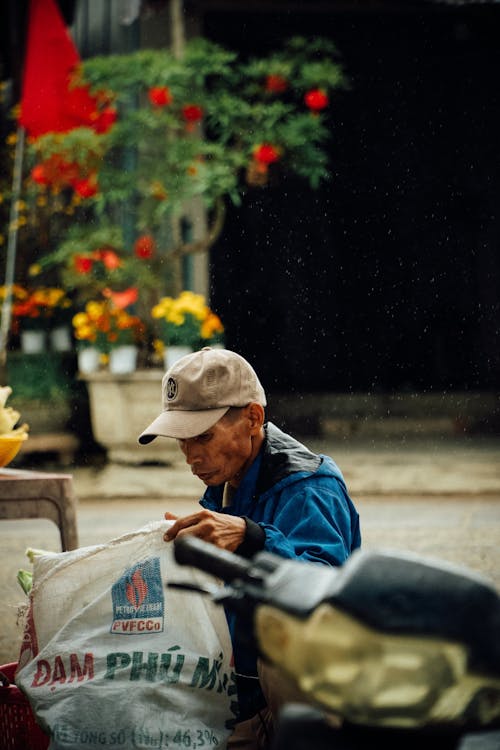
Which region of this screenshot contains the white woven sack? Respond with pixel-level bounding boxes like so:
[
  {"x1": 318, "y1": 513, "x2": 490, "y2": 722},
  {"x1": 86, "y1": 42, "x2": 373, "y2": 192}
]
[{"x1": 16, "y1": 520, "x2": 238, "y2": 749}]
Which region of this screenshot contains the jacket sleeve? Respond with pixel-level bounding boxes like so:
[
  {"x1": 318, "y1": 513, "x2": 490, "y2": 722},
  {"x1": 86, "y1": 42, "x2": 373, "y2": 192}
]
[{"x1": 258, "y1": 479, "x2": 361, "y2": 567}]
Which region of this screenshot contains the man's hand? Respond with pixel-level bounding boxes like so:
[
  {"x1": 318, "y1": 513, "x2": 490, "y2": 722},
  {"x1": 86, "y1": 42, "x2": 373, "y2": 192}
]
[{"x1": 164, "y1": 510, "x2": 246, "y2": 552}]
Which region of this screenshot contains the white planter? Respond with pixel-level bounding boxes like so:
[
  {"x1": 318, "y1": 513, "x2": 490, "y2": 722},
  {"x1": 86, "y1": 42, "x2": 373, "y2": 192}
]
[
  {"x1": 109, "y1": 345, "x2": 138, "y2": 374},
  {"x1": 20, "y1": 330, "x2": 46, "y2": 354},
  {"x1": 164, "y1": 346, "x2": 192, "y2": 371},
  {"x1": 80, "y1": 369, "x2": 182, "y2": 465},
  {"x1": 50, "y1": 325, "x2": 72, "y2": 352},
  {"x1": 78, "y1": 347, "x2": 101, "y2": 374}
]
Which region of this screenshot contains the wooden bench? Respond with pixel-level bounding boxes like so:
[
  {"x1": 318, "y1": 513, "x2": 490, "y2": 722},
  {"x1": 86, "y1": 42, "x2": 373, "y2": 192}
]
[{"x1": 18, "y1": 432, "x2": 80, "y2": 467}]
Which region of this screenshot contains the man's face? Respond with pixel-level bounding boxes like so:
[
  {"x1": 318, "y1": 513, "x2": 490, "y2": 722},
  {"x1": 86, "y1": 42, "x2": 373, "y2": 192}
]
[{"x1": 177, "y1": 409, "x2": 255, "y2": 487}]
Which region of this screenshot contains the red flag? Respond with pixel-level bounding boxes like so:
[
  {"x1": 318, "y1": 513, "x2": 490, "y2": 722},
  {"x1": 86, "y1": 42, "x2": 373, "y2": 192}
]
[{"x1": 19, "y1": 0, "x2": 98, "y2": 137}]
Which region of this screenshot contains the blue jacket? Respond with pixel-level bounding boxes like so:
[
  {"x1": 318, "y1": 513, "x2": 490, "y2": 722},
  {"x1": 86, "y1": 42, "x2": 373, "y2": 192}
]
[{"x1": 199, "y1": 422, "x2": 361, "y2": 719}]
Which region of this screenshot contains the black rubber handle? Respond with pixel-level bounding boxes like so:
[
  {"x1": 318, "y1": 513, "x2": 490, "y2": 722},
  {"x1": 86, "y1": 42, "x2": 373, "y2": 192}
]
[{"x1": 174, "y1": 535, "x2": 253, "y2": 582}]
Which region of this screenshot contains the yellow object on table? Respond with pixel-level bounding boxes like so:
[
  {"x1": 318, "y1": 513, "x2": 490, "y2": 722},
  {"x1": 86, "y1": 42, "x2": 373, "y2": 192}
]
[{"x1": 0, "y1": 433, "x2": 28, "y2": 467}]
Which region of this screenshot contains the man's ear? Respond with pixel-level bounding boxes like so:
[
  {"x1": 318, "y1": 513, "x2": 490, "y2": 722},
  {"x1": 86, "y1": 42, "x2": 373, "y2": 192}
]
[{"x1": 247, "y1": 402, "x2": 265, "y2": 433}]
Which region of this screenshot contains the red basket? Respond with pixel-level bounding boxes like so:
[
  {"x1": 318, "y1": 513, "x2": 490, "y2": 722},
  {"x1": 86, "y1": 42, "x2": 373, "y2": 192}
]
[{"x1": 0, "y1": 662, "x2": 50, "y2": 750}]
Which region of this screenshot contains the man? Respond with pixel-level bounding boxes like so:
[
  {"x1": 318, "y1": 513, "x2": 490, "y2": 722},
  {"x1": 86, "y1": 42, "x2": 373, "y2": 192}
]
[{"x1": 138, "y1": 347, "x2": 361, "y2": 748}]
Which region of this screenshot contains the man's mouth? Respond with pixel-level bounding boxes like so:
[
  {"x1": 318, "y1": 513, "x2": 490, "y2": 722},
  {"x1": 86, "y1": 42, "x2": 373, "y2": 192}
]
[{"x1": 193, "y1": 470, "x2": 216, "y2": 481}]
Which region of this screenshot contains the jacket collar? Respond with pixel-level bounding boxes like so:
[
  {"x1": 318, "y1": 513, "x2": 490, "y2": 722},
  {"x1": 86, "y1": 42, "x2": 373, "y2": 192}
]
[{"x1": 257, "y1": 422, "x2": 321, "y2": 495}]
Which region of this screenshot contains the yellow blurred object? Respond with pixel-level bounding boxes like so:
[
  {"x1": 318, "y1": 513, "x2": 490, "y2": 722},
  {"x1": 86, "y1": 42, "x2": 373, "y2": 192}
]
[
  {"x1": 0, "y1": 431, "x2": 28, "y2": 467},
  {"x1": 0, "y1": 385, "x2": 30, "y2": 467}
]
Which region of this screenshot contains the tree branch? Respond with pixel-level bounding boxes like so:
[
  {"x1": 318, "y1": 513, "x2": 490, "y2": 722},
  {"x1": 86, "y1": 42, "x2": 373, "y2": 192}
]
[{"x1": 170, "y1": 197, "x2": 227, "y2": 258}]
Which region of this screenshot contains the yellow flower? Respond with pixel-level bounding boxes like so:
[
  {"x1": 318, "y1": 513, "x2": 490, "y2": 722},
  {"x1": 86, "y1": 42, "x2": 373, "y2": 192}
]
[
  {"x1": 72, "y1": 312, "x2": 88, "y2": 328},
  {"x1": 28, "y1": 264, "x2": 42, "y2": 277},
  {"x1": 86, "y1": 301, "x2": 105, "y2": 319},
  {"x1": 74, "y1": 324, "x2": 95, "y2": 341},
  {"x1": 151, "y1": 304, "x2": 166, "y2": 319},
  {"x1": 168, "y1": 309, "x2": 186, "y2": 326},
  {"x1": 153, "y1": 338, "x2": 165, "y2": 355}
]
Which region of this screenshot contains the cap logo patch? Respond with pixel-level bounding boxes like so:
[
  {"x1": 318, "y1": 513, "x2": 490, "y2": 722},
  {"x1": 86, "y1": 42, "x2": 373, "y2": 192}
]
[{"x1": 166, "y1": 377, "x2": 178, "y2": 401}]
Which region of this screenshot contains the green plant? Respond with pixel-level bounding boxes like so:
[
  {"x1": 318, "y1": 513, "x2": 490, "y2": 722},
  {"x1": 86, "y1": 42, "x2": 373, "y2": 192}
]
[{"x1": 24, "y1": 36, "x2": 345, "y2": 302}]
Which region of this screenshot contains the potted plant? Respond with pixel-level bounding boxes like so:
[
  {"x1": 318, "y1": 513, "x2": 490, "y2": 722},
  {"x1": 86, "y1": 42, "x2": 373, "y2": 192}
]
[
  {"x1": 7, "y1": 285, "x2": 72, "y2": 353},
  {"x1": 72, "y1": 299, "x2": 145, "y2": 374},
  {"x1": 151, "y1": 290, "x2": 224, "y2": 368}
]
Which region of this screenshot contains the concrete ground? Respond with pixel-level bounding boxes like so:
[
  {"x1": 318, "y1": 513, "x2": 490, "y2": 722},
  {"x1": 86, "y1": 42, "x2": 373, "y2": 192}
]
[{"x1": 1, "y1": 433, "x2": 499, "y2": 666}]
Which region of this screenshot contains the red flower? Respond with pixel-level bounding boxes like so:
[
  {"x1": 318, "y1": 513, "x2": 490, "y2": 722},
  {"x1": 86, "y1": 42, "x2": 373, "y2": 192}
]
[
  {"x1": 304, "y1": 88, "x2": 329, "y2": 112},
  {"x1": 148, "y1": 86, "x2": 173, "y2": 107},
  {"x1": 31, "y1": 156, "x2": 81, "y2": 189},
  {"x1": 265, "y1": 74, "x2": 288, "y2": 93},
  {"x1": 57, "y1": 159, "x2": 80, "y2": 185},
  {"x1": 102, "y1": 287, "x2": 139, "y2": 309},
  {"x1": 94, "y1": 106, "x2": 118, "y2": 134},
  {"x1": 182, "y1": 104, "x2": 204, "y2": 123},
  {"x1": 134, "y1": 234, "x2": 156, "y2": 259},
  {"x1": 65, "y1": 85, "x2": 100, "y2": 128},
  {"x1": 74, "y1": 174, "x2": 98, "y2": 199},
  {"x1": 253, "y1": 143, "x2": 281, "y2": 165},
  {"x1": 94, "y1": 248, "x2": 122, "y2": 270},
  {"x1": 74, "y1": 255, "x2": 94, "y2": 274},
  {"x1": 31, "y1": 164, "x2": 49, "y2": 185}
]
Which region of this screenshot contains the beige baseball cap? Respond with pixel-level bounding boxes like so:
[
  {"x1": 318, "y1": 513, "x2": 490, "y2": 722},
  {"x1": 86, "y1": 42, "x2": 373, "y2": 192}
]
[{"x1": 138, "y1": 347, "x2": 267, "y2": 443}]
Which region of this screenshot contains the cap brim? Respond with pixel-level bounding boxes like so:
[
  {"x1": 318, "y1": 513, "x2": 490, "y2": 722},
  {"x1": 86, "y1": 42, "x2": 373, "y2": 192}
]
[{"x1": 138, "y1": 406, "x2": 230, "y2": 443}]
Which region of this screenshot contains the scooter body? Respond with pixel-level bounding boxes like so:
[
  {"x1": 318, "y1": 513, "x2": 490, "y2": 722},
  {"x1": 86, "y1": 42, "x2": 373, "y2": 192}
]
[{"x1": 173, "y1": 538, "x2": 500, "y2": 749}]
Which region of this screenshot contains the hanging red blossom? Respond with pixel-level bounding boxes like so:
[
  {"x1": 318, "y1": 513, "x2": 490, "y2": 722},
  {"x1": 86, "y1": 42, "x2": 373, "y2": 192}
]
[
  {"x1": 304, "y1": 88, "x2": 329, "y2": 112},
  {"x1": 253, "y1": 143, "x2": 281, "y2": 165},
  {"x1": 73, "y1": 174, "x2": 98, "y2": 198},
  {"x1": 182, "y1": 104, "x2": 204, "y2": 123},
  {"x1": 148, "y1": 86, "x2": 173, "y2": 107},
  {"x1": 57, "y1": 159, "x2": 81, "y2": 186},
  {"x1": 65, "y1": 84, "x2": 99, "y2": 128},
  {"x1": 31, "y1": 164, "x2": 49, "y2": 185},
  {"x1": 93, "y1": 106, "x2": 118, "y2": 134},
  {"x1": 102, "y1": 286, "x2": 139, "y2": 309},
  {"x1": 74, "y1": 255, "x2": 94, "y2": 274},
  {"x1": 30, "y1": 155, "x2": 81, "y2": 189},
  {"x1": 134, "y1": 234, "x2": 156, "y2": 259},
  {"x1": 265, "y1": 74, "x2": 288, "y2": 93},
  {"x1": 94, "y1": 248, "x2": 122, "y2": 270}
]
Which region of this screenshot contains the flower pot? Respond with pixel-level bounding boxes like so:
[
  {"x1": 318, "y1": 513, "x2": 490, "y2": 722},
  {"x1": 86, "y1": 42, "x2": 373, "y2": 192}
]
[
  {"x1": 50, "y1": 325, "x2": 72, "y2": 352},
  {"x1": 109, "y1": 345, "x2": 138, "y2": 375},
  {"x1": 78, "y1": 347, "x2": 101, "y2": 374},
  {"x1": 80, "y1": 369, "x2": 183, "y2": 465},
  {"x1": 20, "y1": 329, "x2": 47, "y2": 354},
  {"x1": 164, "y1": 346, "x2": 193, "y2": 371}
]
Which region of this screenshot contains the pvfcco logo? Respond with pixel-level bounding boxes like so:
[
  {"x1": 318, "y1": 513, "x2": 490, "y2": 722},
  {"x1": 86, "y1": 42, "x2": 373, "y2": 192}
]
[{"x1": 111, "y1": 558, "x2": 164, "y2": 634}]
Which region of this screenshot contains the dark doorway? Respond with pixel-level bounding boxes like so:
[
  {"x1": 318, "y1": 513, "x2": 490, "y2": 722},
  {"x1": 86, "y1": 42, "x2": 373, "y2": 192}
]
[{"x1": 204, "y1": 5, "x2": 500, "y2": 393}]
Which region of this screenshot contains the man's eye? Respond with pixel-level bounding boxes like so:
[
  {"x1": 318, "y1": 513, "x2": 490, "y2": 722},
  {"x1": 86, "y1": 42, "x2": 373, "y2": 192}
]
[{"x1": 198, "y1": 433, "x2": 211, "y2": 443}]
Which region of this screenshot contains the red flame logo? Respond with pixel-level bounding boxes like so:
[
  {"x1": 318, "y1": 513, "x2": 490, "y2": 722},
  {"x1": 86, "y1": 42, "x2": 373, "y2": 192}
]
[{"x1": 125, "y1": 568, "x2": 148, "y2": 609}]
